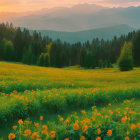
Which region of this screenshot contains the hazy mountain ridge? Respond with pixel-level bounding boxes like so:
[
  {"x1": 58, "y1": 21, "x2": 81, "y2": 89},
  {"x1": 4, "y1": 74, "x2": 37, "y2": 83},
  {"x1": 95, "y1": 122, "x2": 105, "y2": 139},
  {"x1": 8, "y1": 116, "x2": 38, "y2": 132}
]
[
  {"x1": 7, "y1": 4, "x2": 140, "y2": 32},
  {"x1": 29, "y1": 24, "x2": 136, "y2": 43}
]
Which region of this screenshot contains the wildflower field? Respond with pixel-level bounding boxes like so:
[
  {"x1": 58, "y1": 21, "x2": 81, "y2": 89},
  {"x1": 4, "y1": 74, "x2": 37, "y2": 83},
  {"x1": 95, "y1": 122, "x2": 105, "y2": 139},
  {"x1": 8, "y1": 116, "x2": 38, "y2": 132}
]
[{"x1": 0, "y1": 62, "x2": 140, "y2": 140}]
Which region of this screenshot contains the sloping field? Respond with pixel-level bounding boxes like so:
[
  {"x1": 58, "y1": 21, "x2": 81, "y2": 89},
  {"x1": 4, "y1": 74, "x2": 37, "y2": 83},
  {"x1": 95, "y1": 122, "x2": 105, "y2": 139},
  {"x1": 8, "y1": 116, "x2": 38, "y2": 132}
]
[{"x1": 0, "y1": 62, "x2": 140, "y2": 139}]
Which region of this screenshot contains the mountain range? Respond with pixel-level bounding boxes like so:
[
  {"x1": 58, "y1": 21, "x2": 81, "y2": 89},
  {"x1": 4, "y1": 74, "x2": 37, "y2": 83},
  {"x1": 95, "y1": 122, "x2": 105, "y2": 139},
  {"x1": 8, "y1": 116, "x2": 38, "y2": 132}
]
[
  {"x1": 5, "y1": 4, "x2": 140, "y2": 31},
  {"x1": 31, "y1": 24, "x2": 135, "y2": 43},
  {"x1": 0, "y1": 4, "x2": 140, "y2": 43}
]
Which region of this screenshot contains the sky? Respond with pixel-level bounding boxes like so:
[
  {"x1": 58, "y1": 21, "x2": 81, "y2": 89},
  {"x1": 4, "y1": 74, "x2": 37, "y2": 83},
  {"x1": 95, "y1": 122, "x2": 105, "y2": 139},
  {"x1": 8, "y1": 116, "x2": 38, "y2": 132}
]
[{"x1": 0, "y1": 0, "x2": 140, "y2": 12}]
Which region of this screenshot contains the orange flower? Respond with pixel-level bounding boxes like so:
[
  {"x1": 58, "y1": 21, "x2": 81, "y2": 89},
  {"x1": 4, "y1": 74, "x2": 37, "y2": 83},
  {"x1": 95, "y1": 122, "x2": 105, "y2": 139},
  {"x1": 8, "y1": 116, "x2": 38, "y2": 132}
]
[
  {"x1": 42, "y1": 130, "x2": 48, "y2": 135},
  {"x1": 40, "y1": 116, "x2": 43, "y2": 121},
  {"x1": 65, "y1": 119, "x2": 70, "y2": 124},
  {"x1": 49, "y1": 131, "x2": 55, "y2": 138},
  {"x1": 8, "y1": 133, "x2": 15, "y2": 140},
  {"x1": 127, "y1": 131, "x2": 129, "y2": 135},
  {"x1": 107, "y1": 129, "x2": 112, "y2": 137},
  {"x1": 24, "y1": 129, "x2": 32, "y2": 136},
  {"x1": 96, "y1": 137, "x2": 101, "y2": 140},
  {"x1": 59, "y1": 117, "x2": 64, "y2": 122},
  {"x1": 92, "y1": 117, "x2": 95, "y2": 121},
  {"x1": 81, "y1": 110, "x2": 86, "y2": 115},
  {"x1": 136, "y1": 123, "x2": 140, "y2": 128},
  {"x1": 97, "y1": 128, "x2": 101, "y2": 135},
  {"x1": 131, "y1": 124, "x2": 136, "y2": 130},
  {"x1": 65, "y1": 138, "x2": 69, "y2": 140},
  {"x1": 34, "y1": 123, "x2": 39, "y2": 127},
  {"x1": 42, "y1": 125, "x2": 48, "y2": 131},
  {"x1": 31, "y1": 132, "x2": 38, "y2": 139},
  {"x1": 13, "y1": 126, "x2": 17, "y2": 130},
  {"x1": 125, "y1": 136, "x2": 130, "y2": 140},
  {"x1": 18, "y1": 119, "x2": 23, "y2": 125},
  {"x1": 73, "y1": 123, "x2": 79, "y2": 130},
  {"x1": 121, "y1": 116, "x2": 127, "y2": 123},
  {"x1": 80, "y1": 136, "x2": 85, "y2": 140},
  {"x1": 109, "y1": 110, "x2": 113, "y2": 115},
  {"x1": 82, "y1": 125, "x2": 88, "y2": 132}
]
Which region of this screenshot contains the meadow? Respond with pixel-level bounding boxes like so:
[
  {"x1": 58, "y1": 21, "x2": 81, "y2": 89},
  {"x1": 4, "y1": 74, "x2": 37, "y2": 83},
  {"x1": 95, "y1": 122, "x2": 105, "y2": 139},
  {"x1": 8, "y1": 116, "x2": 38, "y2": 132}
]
[{"x1": 0, "y1": 62, "x2": 140, "y2": 140}]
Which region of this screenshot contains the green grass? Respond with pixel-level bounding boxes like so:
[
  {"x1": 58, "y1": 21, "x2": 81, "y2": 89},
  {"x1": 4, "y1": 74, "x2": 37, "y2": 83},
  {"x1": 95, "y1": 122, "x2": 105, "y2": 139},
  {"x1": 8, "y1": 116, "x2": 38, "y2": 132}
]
[
  {"x1": 0, "y1": 62, "x2": 140, "y2": 139},
  {"x1": 7, "y1": 99, "x2": 140, "y2": 140},
  {"x1": 0, "y1": 62, "x2": 140, "y2": 93}
]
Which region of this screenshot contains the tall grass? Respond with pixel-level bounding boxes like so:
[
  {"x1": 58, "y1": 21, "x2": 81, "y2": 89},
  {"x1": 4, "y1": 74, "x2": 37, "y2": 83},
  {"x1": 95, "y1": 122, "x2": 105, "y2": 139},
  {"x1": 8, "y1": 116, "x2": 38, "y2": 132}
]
[{"x1": 0, "y1": 87, "x2": 140, "y2": 127}]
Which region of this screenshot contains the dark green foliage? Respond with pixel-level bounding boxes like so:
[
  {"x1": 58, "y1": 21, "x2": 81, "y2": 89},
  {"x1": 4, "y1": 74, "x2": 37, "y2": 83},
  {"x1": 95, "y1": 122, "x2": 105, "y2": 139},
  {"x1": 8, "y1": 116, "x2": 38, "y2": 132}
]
[
  {"x1": 44, "y1": 53, "x2": 49, "y2": 66},
  {"x1": 98, "y1": 60, "x2": 104, "y2": 68},
  {"x1": 84, "y1": 51, "x2": 96, "y2": 68},
  {"x1": 132, "y1": 31, "x2": 140, "y2": 66},
  {"x1": 117, "y1": 42, "x2": 134, "y2": 71},
  {"x1": 22, "y1": 46, "x2": 36, "y2": 64},
  {"x1": 0, "y1": 23, "x2": 139, "y2": 68},
  {"x1": 0, "y1": 38, "x2": 15, "y2": 61},
  {"x1": 37, "y1": 53, "x2": 45, "y2": 66}
]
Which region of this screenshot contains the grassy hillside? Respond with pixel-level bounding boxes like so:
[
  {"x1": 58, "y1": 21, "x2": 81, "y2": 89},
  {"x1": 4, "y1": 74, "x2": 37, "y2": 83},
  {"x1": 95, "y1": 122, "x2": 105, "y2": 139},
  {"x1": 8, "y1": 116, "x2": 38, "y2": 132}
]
[{"x1": 0, "y1": 62, "x2": 140, "y2": 139}]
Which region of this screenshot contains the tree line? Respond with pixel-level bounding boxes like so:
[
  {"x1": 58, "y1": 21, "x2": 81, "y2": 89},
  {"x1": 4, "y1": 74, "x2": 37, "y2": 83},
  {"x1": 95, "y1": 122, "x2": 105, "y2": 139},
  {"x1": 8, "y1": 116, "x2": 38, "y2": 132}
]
[{"x1": 0, "y1": 23, "x2": 140, "y2": 68}]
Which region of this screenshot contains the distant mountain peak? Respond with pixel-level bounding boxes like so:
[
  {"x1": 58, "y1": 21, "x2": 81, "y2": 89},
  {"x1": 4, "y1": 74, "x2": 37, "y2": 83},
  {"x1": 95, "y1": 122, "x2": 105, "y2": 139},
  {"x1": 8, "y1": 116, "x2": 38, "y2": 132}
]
[{"x1": 2, "y1": 5, "x2": 140, "y2": 32}]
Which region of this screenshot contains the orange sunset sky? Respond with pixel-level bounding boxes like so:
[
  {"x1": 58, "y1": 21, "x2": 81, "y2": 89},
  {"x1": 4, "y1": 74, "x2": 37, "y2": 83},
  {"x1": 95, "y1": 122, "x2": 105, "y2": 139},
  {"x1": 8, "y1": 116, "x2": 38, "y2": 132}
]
[{"x1": 0, "y1": 0, "x2": 140, "y2": 12}]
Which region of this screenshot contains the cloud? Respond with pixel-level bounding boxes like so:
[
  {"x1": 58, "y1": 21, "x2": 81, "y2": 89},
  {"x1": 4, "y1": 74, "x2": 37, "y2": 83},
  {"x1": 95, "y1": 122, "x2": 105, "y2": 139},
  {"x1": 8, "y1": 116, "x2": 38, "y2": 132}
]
[{"x1": 0, "y1": 0, "x2": 140, "y2": 12}]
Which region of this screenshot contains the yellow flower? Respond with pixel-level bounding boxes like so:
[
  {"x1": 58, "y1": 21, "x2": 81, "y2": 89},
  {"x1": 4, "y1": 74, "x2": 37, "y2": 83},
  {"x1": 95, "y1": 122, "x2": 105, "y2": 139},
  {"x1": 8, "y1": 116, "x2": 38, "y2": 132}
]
[
  {"x1": 80, "y1": 136, "x2": 85, "y2": 140},
  {"x1": 24, "y1": 129, "x2": 32, "y2": 136},
  {"x1": 96, "y1": 137, "x2": 101, "y2": 140},
  {"x1": 18, "y1": 119, "x2": 23, "y2": 125},
  {"x1": 8, "y1": 133, "x2": 15, "y2": 140},
  {"x1": 82, "y1": 125, "x2": 88, "y2": 132},
  {"x1": 49, "y1": 131, "x2": 55, "y2": 138},
  {"x1": 73, "y1": 123, "x2": 79, "y2": 130},
  {"x1": 125, "y1": 136, "x2": 130, "y2": 140},
  {"x1": 131, "y1": 124, "x2": 136, "y2": 130},
  {"x1": 40, "y1": 116, "x2": 43, "y2": 121},
  {"x1": 12, "y1": 126, "x2": 17, "y2": 130},
  {"x1": 107, "y1": 129, "x2": 112, "y2": 137},
  {"x1": 97, "y1": 128, "x2": 101, "y2": 135},
  {"x1": 42, "y1": 125, "x2": 48, "y2": 131}
]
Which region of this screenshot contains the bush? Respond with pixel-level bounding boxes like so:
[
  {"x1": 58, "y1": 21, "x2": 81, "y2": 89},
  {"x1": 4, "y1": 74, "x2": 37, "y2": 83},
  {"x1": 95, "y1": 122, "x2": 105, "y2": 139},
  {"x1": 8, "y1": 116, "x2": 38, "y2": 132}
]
[{"x1": 117, "y1": 42, "x2": 133, "y2": 71}]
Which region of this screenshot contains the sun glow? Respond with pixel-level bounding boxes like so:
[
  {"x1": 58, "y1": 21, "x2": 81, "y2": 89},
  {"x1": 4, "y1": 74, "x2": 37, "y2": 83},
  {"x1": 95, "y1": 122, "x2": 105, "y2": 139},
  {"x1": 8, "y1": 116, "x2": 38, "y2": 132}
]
[{"x1": 0, "y1": 0, "x2": 140, "y2": 12}]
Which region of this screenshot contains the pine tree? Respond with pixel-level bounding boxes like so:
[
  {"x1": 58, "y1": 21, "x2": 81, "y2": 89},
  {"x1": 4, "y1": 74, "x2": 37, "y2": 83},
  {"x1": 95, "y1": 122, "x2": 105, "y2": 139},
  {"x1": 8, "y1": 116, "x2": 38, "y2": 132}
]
[
  {"x1": 84, "y1": 51, "x2": 96, "y2": 68},
  {"x1": 117, "y1": 42, "x2": 133, "y2": 71},
  {"x1": 133, "y1": 31, "x2": 140, "y2": 66},
  {"x1": 37, "y1": 53, "x2": 45, "y2": 66}
]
